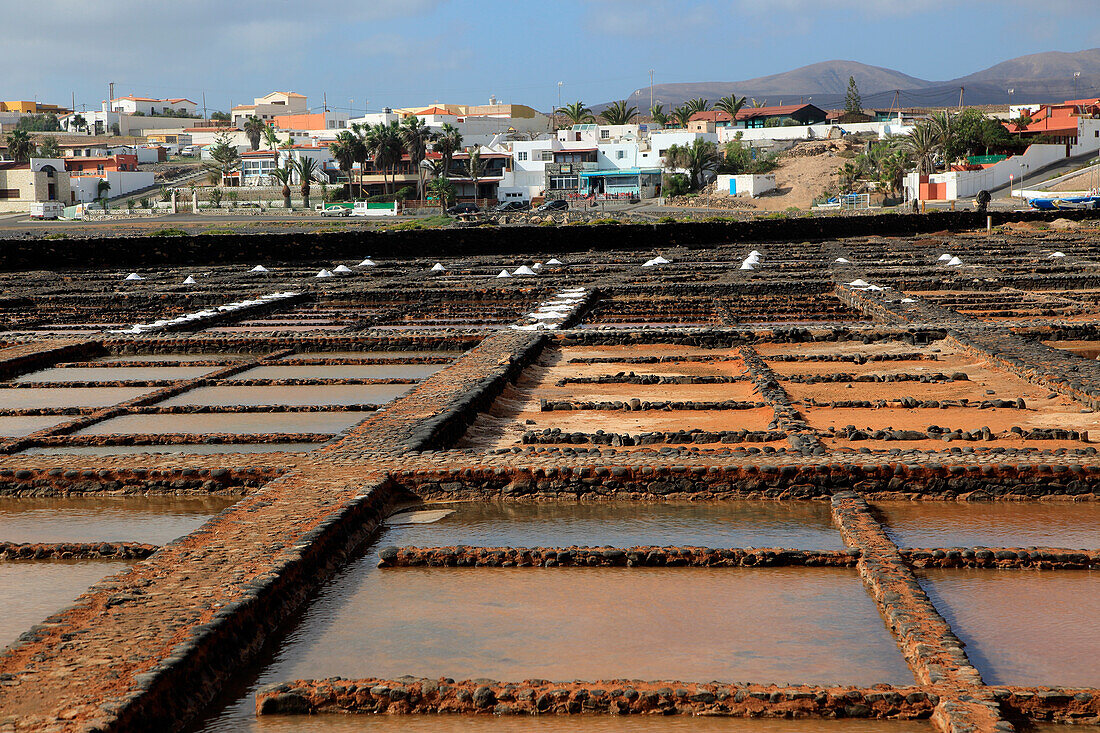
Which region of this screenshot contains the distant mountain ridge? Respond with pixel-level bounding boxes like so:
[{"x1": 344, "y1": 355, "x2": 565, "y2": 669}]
[{"x1": 615, "y1": 48, "x2": 1100, "y2": 112}]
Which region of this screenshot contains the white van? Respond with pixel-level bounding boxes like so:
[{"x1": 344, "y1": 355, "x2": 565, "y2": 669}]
[{"x1": 30, "y1": 202, "x2": 64, "y2": 220}]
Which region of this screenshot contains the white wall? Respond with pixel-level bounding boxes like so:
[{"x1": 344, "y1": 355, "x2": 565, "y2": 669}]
[
  {"x1": 717, "y1": 120, "x2": 912, "y2": 144},
  {"x1": 716, "y1": 174, "x2": 776, "y2": 197},
  {"x1": 70, "y1": 171, "x2": 155, "y2": 203}
]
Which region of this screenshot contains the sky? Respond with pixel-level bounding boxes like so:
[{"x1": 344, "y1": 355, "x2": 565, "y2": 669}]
[{"x1": 2, "y1": 0, "x2": 1098, "y2": 115}]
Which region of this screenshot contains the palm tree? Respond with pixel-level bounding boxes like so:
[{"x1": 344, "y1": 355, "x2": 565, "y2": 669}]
[
  {"x1": 599, "y1": 100, "x2": 638, "y2": 126},
  {"x1": 36, "y1": 137, "x2": 61, "y2": 158},
  {"x1": 663, "y1": 138, "x2": 721, "y2": 190},
  {"x1": 293, "y1": 157, "x2": 318, "y2": 209},
  {"x1": 70, "y1": 114, "x2": 87, "y2": 132},
  {"x1": 5, "y1": 130, "x2": 34, "y2": 162},
  {"x1": 263, "y1": 124, "x2": 281, "y2": 151},
  {"x1": 242, "y1": 116, "x2": 265, "y2": 151},
  {"x1": 363, "y1": 120, "x2": 404, "y2": 196},
  {"x1": 750, "y1": 98, "x2": 768, "y2": 108},
  {"x1": 433, "y1": 123, "x2": 462, "y2": 179},
  {"x1": 401, "y1": 116, "x2": 435, "y2": 201},
  {"x1": 271, "y1": 165, "x2": 293, "y2": 209},
  {"x1": 685, "y1": 98, "x2": 711, "y2": 115},
  {"x1": 671, "y1": 105, "x2": 694, "y2": 128},
  {"x1": 96, "y1": 179, "x2": 111, "y2": 212},
  {"x1": 560, "y1": 101, "x2": 594, "y2": 126},
  {"x1": 328, "y1": 131, "x2": 357, "y2": 197},
  {"x1": 649, "y1": 104, "x2": 668, "y2": 126},
  {"x1": 465, "y1": 147, "x2": 486, "y2": 203},
  {"x1": 715, "y1": 94, "x2": 747, "y2": 120},
  {"x1": 905, "y1": 123, "x2": 940, "y2": 181}
]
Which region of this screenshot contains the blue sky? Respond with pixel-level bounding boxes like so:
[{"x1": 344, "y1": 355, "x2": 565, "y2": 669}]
[{"x1": 3, "y1": 0, "x2": 1097, "y2": 115}]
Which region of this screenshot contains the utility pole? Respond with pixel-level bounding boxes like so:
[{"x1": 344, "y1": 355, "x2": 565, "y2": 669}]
[
  {"x1": 1073, "y1": 72, "x2": 1081, "y2": 99},
  {"x1": 554, "y1": 81, "x2": 563, "y2": 131},
  {"x1": 324, "y1": 92, "x2": 328, "y2": 112},
  {"x1": 202, "y1": 92, "x2": 207, "y2": 123},
  {"x1": 958, "y1": 86, "x2": 964, "y2": 109},
  {"x1": 1008, "y1": 88, "x2": 1014, "y2": 108},
  {"x1": 649, "y1": 68, "x2": 654, "y2": 114}
]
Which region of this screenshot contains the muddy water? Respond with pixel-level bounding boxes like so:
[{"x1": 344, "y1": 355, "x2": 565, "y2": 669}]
[
  {"x1": 98, "y1": 354, "x2": 250, "y2": 363},
  {"x1": 280, "y1": 351, "x2": 465, "y2": 360},
  {"x1": 0, "y1": 415, "x2": 66, "y2": 436},
  {"x1": 0, "y1": 496, "x2": 236, "y2": 544},
  {"x1": 74, "y1": 412, "x2": 367, "y2": 435},
  {"x1": 13, "y1": 366, "x2": 218, "y2": 383},
  {"x1": 919, "y1": 569, "x2": 1099, "y2": 686},
  {"x1": 389, "y1": 501, "x2": 845, "y2": 550},
  {"x1": 198, "y1": 515, "x2": 911, "y2": 732},
  {"x1": 875, "y1": 502, "x2": 1100, "y2": 549},
  {"x1": 0, "y1": 561, "x2": 130, "y2": 649},
  {"x1": 226, "y1": 364, "x2": 444, "y2": 381},
  {"x1": 236, "y1": 716, "x2": 931, "y2": 732},
  {"x1": 0, "y1": 387, "x2": 154, "y2": 409},
  {"x1": 157, "y1": 384, "x2": 412, "y2": 407},
  {"x1": 21, "y1": 443, "x2": 321, "y2": 456}
]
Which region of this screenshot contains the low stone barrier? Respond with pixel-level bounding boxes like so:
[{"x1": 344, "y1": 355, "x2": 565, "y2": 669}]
[
  {"x1": 994, "y1": 686, "x2": 1100, "y2": 725},
  {"x1": 540, "y1": 399, "x2": 766, "y2": 411},
  {"x1": 377, "y1": 545, "x2": 859, "y2": 568},
  {"x1": 256, "y1": 677, "x2": 937, "y2": 718},
  {"x1": 0, "y1": 467, "x2": 278, "y2": 497},
  {"x1": 784, "y1": 372, "x2": 967, "y2": 384},
  {"x1": 521, "y1": 428, "x2": 787, "y2": 445},
  {"x1": 0, "y1": 541, "x2": 159, "y2": 560},
  {"x1": 901, "y1": 547, "x2": 1099, "y2": 569},
  {"x1": 557, "y1": 374, "x2": 746, "y2": 385}
]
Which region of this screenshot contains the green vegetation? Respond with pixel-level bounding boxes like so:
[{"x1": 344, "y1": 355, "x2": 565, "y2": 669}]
[
  {"x1": 210, "y1": 111, "x2": 231, "y2": 123},
  {"x1": 559, "y1": 101, "x2": 594, "y2": 126},
  {"x1": 202, "y1": 228, "x2": 236, "y2": 235},
  {"x1": 599, "y1": 100, "x2": 638, "y2": 126},
  {"x1": 271, "y1": 165, "x2": 293, "y2": 209},
  {"x1": 715, "y1": 95, "x2": 747, "y2": 118},
  {"x1": 202, "y1": 131, "x2": 241, "y2": 185},
  {"x1": 43, "y1": 232, "x2": 67, "y2": 240},
  {"x1": 587, "y1": 218, "x2": 622, "y2": 225},
  {"x1": 649, "y1": 104, "x2": 669, "y2": 126},
  {"x1": 663, "y1": 139, "x2": 721, "y2": 189},
  {"x1": 844, "y1": 77, "x2": 863, "y2": 115},
  {"x1": 722, "y1": 140, "x2": 779, "y2": 174},
  {"x1": 242, "y1": 116, "x2": 265, "y2": 151},
  {"x1": 293, "y1": 157, "x2": 318, "y2": 209},
  {"x1": 16, "y1": 114, "x2": 60, "y2": 132},
  {"x1": 208, "y1": 187, "x2": 223, "y2": 207},
  {"x1": 4, "y1": 130, "x2": 34, "y2": 162},
  {"x1": 382, "y1": 215, "x2": 451, "y2": 231},
  {"x1": 35, "y1": 136, "x2": 61, "y2": 158},
  {"x1": 149, "y1": 228, "x2": 188, "y2": 237},
  {"x1": 657, "y1": 215, "x2": 677, "y2": 224}
]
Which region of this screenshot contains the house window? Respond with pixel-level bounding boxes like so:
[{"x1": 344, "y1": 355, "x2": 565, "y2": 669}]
[
  {"x1": 549, "y1": 175, "x2": 578, "y2": 190},
  {"x1": 0, "y1": 189, "x2": 19, "y2": 199},
  {"x1": 540, "y1": 151, "x2": 553, "y2": 161},
  {"x1": 600, "y1": 129, "x2": 610, "y2": 139},
  {"x1": 516, "y1": 151, "x2": 528, "y2": 161},
  {"x1": 616, "y1": 150, "x2": 625, "y2": 159}
]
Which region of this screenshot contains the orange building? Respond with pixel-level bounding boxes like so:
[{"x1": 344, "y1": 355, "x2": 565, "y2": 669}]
[
  {"x1": 64, "y1": 155, "x2": 139, "y2": 176},
  {"x1": 1006, "y1": 98, "x2": 1100, "y2": 144}
]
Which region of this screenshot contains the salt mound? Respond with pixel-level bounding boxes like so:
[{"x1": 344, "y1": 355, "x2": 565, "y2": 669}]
[
  {"x1": 358, "y1": 258, "x2": 376, "y2": 267},
  {"x1": 946, "y1": 256, "x2": 963, "y2": 266},
  {"x1": 938, "y1": 253, "x2": 953, "y2": 262},
  {"x1": 650, "y1": 255, "x2": 670, "y2": 264},
  {"x1": 1049, "y1": 251, "x2": 1066, "y2": 258},
  {"x1": 182, "y1": 276, "x2": 196, "y2": 284},
  {"x1": 333, "y1": 265, "x2": 353, "y2": 274},
  {"x1": 513, "y1": 265, "x2": 537, "y2": 276},
  {"x1": 849, "y1": 279, "x2": 870, "y2": 287},
  {"x1": 545, "y1": 258, "x2": 563, "y2": 265},
  {"x1": 901, "y1": 297, "x2": 917, "y2": 303},
  {"x1": 124, "y1": 273, "x2": 143, "y2": 281},
  {"x1": 835, "y1": 257, "x2": 850, "y2": 264},
  {"x1": 250, "y1": 265, "x2": 269, "y2": 273},
  {"x1": 315, "y1": 269, "x2": 334, "y2": 278},
  {"x1": 430, "y1": 263, "x2": 446, "y2": 272},
  {"x1": 739, "y1": 262, "x2": 755, "y2": 270},
  {"x1": 496, "y1": 269, "x2": 512, "y2": 278}
]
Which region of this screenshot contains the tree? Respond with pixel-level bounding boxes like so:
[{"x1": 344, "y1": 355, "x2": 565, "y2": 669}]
[
  {"x1": 838, "y1": 161, "x2": 862, "y2": 192},
  {"x1": 905, "y1": 123, "x2": 940, "y2": 181},
  {"x1": 844, "y1": 77, "x2": 862, "y2": 115},
  {"x1": 328, "y1": 130, "x2": 358, "y2": 197},
  {"x1": 559, "y1": 101, "x2": 594, "y2": 126},
  {"x1": 5, "y1": 130, "x2": 34, "y2": 162},
  {"x1": 426, "y1": 175, "x2": 455, "y2": 214},
  {"x1": 663, "y1": 138, "x2": 721, "y2": 190},
  {"x1": 715, "y1": 94, "x2": 747, "y2": 119},
  {"x1": 465, "y1": 147, "x2": 486, "y2": 201},
  {"x1": 599, "y1": 100, "x2": 638, "y2": 126},
  {"x1": 293, "y1": 157, "x2": 318, "y2": 209},
  {"x1": 751, "y1": 98, "x2": 768, "y2": 108},
  {"x1": 685, "y1": 98, "x2": 710, "y2": 115},
  {"x1": 263, "y1": 124, "x2": 281, "y2": 151},
  {"x1": 96, "y1": 179, "x2": 111, "y2": 212},
  {"x1": 16, "y1": 114, "x2": 61, "y2": 132},
  {"x1": 433, "y1": 123, "x2": 462, "y2": 179},
  {"x1": 1009, "y1": 115, "x2": 1033, "y2": 132},
  {"x1": 649, "y1": 104, "x2": 669, "y2": 126},
  {"x1": 36, "y1": 137, "x2": 61, "y2": 158},
  {"x1": 671, "y1": 105, "x2": 694, "y2": 128},
  {"x1": 69, "y1": 114, "x2": 87, "y2": 132},
  {"x1": 210, "y1": 111, "x2": 231, "y2": 123},
  {"x1": 202, "y1": 131, "x2": 241, "y2": 185},
  {"x1": 242, "y1": 116, "x2": 265, "y2": 151},
  {"x1": 401, "y1": 116, "x2": 435, "y2": 201},
  {"x1": 271, "y1": 165, "x2": 293, "y2": 209},
  {"x1": 363, "y1": 120, "x2": 404, "y2": 195}
]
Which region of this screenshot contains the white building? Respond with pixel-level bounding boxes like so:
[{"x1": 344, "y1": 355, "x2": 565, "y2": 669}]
[
  {"x1": 69, "y1": 170, "x2": 154, "y2": 204},
  {"x1": 107, "y1": 96, "x2": 197, "y2": 117},
  {"x1": 231, "y1": 91, "x2": 308, "y2": 127}
]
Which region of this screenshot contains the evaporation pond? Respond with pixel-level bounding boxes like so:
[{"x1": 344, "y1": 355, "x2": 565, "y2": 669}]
[
  {"x1": 13, "y1": 366, "x2": 218, "y2": 383},
  {"x1": 251, "y1": 561, "x2": 911, "y2": 686},
  {"x1": 21, "y1": 443, "x2": 321, "y2": 456},
  {"x1": 0, "y1": 416, "x2": 67, "y2": 437},
  {"x1": 157, "y1": 384, "x2": 411, "y2": 407},
  {"x1": 875, "y1": 502, "x2": 1100, "y2": 549},
  {"x1": 919, "y1": 568, "x2": 1099, "y2": 686},
  {"x1": 97, "y1": 354, "x2": 249, "y2": 363},
  {"x1": 387, "y1": 501, "x2": 845, "y2": 549},
  {"x1": 74, "y1": 412, "x2": 366, "y2": 435},
  {"x1": 226, "y1": 364, "x2": 444, "y2": 380},
  {"x1": 0, "y1": 387, "x2": 154, "y2": 409},
  {"x1": 205, "y1": 713, "x2": 931, "y2": 733},
  {"x1": 280, "y1": 351, "x2": 465, "y2": 360},
  {"x1": 0, "y1": 496, "x2": 236, "y2": 544},
  {"x1": 0, "y1": 561, "x2": 129, "y2": 649}
]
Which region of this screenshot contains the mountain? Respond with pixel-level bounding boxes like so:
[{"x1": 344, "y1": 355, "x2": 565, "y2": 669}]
[{"x1": 613, "y1": 48, "x2": 1100, "y2": 112}]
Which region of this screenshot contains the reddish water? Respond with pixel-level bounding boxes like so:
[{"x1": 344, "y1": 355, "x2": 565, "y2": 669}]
[
  {"x1": 0, "y1": 561, "x2": 130, "y2": 649},
  {"x1": 240, "y1": 717, "x2": 932, "y2": 732},
  {"x1": 0, "y1": 387, "x2": 154, "y2": 409},
  {"x1": 0, "y1": 496, "x2": 236, "y2": 544},
  {"x1": 279, "y1": 351, "x2": 465, "y2": 360},
  {"x1": 157, "y1": 385, "x2": 412, "y2": 407},
  {"x1": 0, "y1": 415, "x2": 66, "y2": 437},
  {"x1": 875, "y1": 502, "x2": 1100, "y2": 549},
  {"x1": 919, "y1": 568, "x2": 1100, "y2": 686},
  {"x1": 21, "y1": 443, "x2": 321, "y2": 456},
  {"x1": 74, "y1": 412, "x2": 366, "y2": 436},
  {"x1": 13, "y1": 366, "x2": 217, "y2": 383}
]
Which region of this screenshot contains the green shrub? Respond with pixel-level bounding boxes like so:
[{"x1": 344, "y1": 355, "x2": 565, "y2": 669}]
[{"x1": 149, "y1": 228, "x2": 188, "y2": 237}]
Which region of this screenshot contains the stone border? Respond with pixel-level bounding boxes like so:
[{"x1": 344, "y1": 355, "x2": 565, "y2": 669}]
[
  {"x1": 0, "y1": 542, "x2": 159, "y2": 560},
  {"x1": 377, "y1": 545, "x2": 859, "y2": 568}
]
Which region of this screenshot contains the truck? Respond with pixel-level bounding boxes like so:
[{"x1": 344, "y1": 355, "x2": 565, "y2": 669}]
[{"x1": 29, "y1": 201, "x2": 64, "y2": 220}]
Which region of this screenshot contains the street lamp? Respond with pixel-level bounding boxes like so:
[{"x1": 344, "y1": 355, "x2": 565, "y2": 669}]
[
  {"x1": 554, "y1": 81, "x2": 563, "y2": 131},
  {"x1": 1073, "y1": 72, "x2": 1081, "y2": 99},
  {"x1": 649, "y1": 69, "x2": 654, "y2": 114}
]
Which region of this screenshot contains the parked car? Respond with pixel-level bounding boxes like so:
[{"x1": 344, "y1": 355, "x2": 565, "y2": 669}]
[
  {"x1": 319, "y1": 205, "x2": 350, "y2": 217},
  {"x1": 537, "y1": 199, "x2": 569, "y2": 212},
  {"x1": 492, "y1": 200, "x2": 528, "y2": 212},
  {"x1": 446, "y1": 203, "x2": 480, "y2": 215}
]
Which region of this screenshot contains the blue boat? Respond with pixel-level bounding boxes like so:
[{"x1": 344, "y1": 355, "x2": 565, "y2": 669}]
[{"x1": 1027, "y1": 192, "x2": 1100, "y2": 210}]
